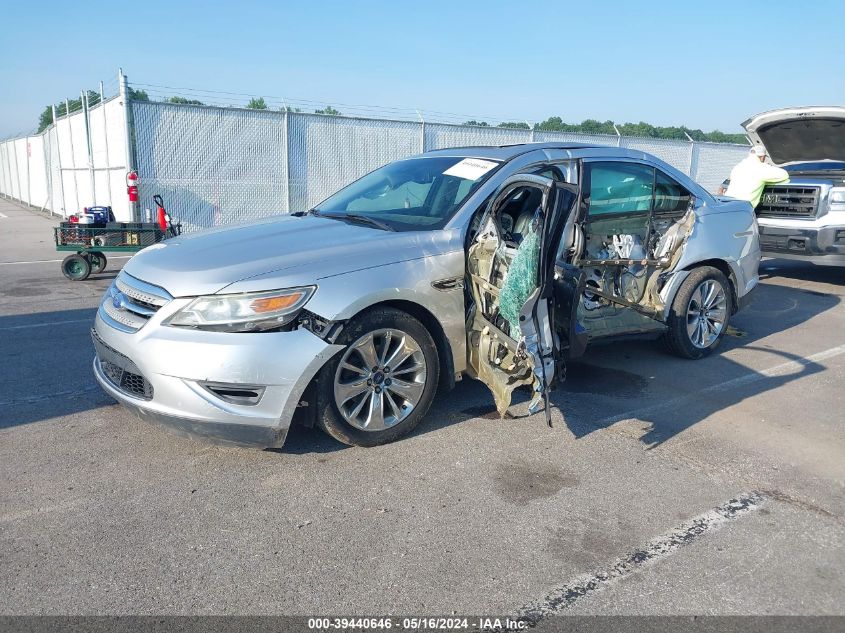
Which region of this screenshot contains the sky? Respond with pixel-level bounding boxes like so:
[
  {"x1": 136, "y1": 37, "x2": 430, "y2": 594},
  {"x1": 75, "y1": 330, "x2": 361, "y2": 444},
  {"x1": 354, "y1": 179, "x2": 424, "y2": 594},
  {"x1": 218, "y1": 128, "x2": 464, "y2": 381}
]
[{"x1": 0, "y1": 0, "x2": 843, "y2": 138}]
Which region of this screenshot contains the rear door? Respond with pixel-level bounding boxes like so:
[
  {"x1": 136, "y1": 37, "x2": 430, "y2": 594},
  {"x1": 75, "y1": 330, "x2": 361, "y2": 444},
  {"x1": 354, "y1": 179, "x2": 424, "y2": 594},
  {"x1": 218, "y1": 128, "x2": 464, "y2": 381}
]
[{"x1": 571, "y1": 160, "x2": 694, "y2": 319}]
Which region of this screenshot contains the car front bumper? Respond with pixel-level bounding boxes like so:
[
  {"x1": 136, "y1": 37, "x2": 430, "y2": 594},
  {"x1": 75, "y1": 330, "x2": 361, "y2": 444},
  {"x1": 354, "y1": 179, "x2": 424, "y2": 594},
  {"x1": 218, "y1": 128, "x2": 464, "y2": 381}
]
[
  {"x1": 92, "y1": 311, "x2": 343, "y2": 448},
  {"x1": 758, "y1": 224, "x2": 845, "y2": 265}
]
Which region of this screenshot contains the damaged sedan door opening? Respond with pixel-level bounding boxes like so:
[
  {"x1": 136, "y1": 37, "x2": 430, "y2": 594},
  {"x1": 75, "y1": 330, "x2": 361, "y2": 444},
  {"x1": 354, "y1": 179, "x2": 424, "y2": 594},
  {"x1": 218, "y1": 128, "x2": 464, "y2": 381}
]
[
  {"x1": 466, "y1": 162, "x2": 699, "y2": 424},
  {"x1": 466, "y1": 174, "x2": 579, "y2": 425}
]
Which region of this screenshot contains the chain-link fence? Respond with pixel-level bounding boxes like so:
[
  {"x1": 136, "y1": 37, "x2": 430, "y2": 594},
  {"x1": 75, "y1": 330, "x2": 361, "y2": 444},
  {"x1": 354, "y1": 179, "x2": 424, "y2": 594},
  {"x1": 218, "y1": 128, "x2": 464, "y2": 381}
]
[
  {"x1": 1, "y1": 79, "x2": 752, "y2": 230},
  {"x1": 131, "y1": 105, "x2": 750, "y2": 231}
]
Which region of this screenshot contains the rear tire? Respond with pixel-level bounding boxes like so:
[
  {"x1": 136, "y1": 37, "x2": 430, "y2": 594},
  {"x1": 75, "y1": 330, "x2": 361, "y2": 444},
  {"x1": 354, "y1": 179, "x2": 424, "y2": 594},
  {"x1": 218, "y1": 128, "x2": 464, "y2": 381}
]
[
  {"x1": 315, "y1": 307, "x2": 439, "y2": 447},
  {"x1": 62, "y1": 254, "x2": 91, "y2": 281},
  {"x1": 664, "y1": 266, "x2": 732, "y2": 359},
  {"x1": 87, "y1": 251, "x2": 107, "y2": 274}
]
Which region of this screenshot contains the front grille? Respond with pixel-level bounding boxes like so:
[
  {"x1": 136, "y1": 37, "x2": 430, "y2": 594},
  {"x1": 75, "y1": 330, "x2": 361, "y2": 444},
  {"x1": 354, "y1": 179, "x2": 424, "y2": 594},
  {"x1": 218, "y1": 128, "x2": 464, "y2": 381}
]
[
  {"x1": 756, "y1": 185, "x2": 820, "y2": 219},
  {"x1": 100, "y1": 273, "x2": 172, "y2": 332},
  {"x1": 102, "y1": 300, "x2": 150, "y2": 330}
]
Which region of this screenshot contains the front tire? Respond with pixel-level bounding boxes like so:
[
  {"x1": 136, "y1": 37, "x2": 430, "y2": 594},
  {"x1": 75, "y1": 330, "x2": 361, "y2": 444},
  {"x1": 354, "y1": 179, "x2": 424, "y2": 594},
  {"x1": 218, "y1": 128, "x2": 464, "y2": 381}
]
[
  {"x1": 61, "y1": 254, "x2": 91, "y2": 281},
  {"x1": 664, "y1": 266, "x2": 732, "y2": 359},
  {"x1": 316, "y1": 307, "x2": 439, "y2": 447}
]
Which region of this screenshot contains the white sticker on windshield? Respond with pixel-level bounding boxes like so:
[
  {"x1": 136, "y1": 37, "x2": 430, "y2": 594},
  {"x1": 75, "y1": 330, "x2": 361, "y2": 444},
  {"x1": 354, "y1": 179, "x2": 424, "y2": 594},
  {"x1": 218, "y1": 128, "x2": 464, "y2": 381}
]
[{"x1": 443, "y1": 158, "x2": 498, "y2": 181}]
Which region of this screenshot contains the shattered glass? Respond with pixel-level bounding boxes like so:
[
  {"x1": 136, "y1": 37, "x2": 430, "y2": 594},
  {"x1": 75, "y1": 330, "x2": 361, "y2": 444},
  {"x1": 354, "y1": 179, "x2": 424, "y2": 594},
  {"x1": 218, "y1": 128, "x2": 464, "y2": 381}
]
[{"x1": 498, "y1": 212, "x2": 541, "y2": 334}]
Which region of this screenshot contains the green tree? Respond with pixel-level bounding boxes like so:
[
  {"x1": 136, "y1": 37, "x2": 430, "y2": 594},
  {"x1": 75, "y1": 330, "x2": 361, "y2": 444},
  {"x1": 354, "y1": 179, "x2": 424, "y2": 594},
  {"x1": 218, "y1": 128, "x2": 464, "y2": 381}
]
[
  {"x1": 37, "y1": 106, "x2": 54, "y2": 133},
  {"x1": 617, "y1": 121, "x2": 658, "y2": 138},
  {"x1": 168, "y1": 96, "x2": 204, "y2": 105},
  {"x1": 497, "y1": 121, "x2": 530, "y2": 129},
  {"x1": 247, "y1": 97, "x2": 268, "y2": 110},
  {"x1": 127, "y1": 87, "x2": 149, "y2": 101},
  {"x1": 280, "y1": 106, "x2": 302, "y2": 112},
  {"x1": 703, "y1": 130, "x2": 747, "y2": 144},
  {"x1": 578, "y1": 119, "x2": 616, "y2": 135},
  {"x1": 536, "y1": 116, "x2": 568, "y2": 131},
  {"x1": 463, "y1": 120, "x2": 489, "y2": 127},
  {"x1": 315, "y1": 105, "x2": 341, "y2": 115}
]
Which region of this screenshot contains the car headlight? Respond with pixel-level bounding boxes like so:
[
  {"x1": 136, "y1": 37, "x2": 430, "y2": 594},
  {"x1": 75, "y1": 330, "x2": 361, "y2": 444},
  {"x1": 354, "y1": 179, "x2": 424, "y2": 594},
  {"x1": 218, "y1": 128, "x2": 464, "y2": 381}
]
[
  {"x1": 830, "y1": 187, "x2": 845, "y2": 210},
  {"x1": 164, "y1": 286, "x2": 315, "y2": 332}
]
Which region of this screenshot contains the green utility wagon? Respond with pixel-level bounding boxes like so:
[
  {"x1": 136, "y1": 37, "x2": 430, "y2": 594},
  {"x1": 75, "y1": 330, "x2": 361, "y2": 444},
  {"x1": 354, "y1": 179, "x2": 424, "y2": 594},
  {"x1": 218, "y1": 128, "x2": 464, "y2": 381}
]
[{"x1": 54, "y1": 223, "x2": 167, "y2": 281}]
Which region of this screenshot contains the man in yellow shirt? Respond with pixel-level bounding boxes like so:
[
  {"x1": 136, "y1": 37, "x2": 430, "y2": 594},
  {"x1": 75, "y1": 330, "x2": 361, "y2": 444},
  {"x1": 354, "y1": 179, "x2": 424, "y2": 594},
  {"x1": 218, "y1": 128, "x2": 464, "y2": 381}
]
[{"x1": 724, "y1": 146, "x2": 789, "y2": 208}]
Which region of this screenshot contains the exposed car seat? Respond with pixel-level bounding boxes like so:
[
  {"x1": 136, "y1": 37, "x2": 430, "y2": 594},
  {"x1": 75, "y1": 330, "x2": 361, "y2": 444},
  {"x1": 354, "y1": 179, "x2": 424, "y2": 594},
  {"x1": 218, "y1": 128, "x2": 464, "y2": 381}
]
[{"x1": 508, "y1": 189, "x2": 542, "y2": 243}]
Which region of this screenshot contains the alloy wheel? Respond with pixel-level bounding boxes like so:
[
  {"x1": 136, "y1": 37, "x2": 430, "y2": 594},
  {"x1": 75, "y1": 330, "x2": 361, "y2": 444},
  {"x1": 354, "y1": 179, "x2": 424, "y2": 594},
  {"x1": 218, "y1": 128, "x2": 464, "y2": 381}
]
[
  {"x1": 333, "y1": 328, "x2": 427, "y2": 432},
  {"x1": 686, "y1": 279, "x2": 727, "y2": 349}
]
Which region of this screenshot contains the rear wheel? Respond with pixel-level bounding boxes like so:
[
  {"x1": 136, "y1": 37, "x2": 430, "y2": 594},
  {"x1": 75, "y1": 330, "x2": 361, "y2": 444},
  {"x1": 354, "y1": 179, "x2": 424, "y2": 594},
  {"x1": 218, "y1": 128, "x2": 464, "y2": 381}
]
[
  {"x1": 61, "y1": 254, "x2": 91, "y2": 281},
  {"x1": 316, "y1": 307, "x2": 439, "y2": 447},
  {"x1": 87, "y1": 251, "x2": 107, "y2": 274},
  {"x1": 664, "y1": 266, "x2": 732, "y2": 359}
]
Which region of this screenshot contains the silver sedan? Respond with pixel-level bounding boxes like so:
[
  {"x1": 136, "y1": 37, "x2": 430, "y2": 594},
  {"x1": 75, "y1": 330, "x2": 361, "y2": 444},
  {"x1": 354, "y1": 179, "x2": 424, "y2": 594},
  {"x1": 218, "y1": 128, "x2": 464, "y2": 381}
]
[{"x1": 93, "y1": 143, "x2": 760, "y2": 448}]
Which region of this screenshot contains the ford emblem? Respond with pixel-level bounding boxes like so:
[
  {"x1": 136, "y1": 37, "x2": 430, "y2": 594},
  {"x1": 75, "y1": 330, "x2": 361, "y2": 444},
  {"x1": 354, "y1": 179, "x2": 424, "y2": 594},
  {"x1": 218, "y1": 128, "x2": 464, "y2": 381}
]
[{"x1": 112, "y1": 292, "x2": 126, "y2": 310}]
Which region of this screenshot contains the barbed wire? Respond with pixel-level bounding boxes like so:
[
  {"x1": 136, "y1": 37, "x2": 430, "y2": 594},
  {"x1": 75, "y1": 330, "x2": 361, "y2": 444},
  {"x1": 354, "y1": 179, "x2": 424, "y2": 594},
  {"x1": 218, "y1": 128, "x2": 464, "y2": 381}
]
[{"x1": 129, "y1": 81, "x2": 532, "y2": 126}]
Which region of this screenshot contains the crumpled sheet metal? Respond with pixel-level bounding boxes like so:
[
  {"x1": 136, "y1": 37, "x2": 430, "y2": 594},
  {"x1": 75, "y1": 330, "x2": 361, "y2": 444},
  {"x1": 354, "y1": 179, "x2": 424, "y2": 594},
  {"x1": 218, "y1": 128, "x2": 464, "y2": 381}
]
[
  {"x1": 467, "y1": 318, "x2": 534, "y2": 417},
  {"x1": 465, "y1": 218, "x2": 539, "y2": 417}
]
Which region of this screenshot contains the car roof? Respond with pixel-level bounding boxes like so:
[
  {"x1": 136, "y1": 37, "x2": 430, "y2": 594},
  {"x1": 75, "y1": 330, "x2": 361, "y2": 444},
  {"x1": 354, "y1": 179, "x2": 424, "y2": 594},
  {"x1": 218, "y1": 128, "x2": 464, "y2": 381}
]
[
  {"x1": 418, "y1": 142, "x2": 600, "y2": 161},
  {"x1": 418, "y1": 141, "x2": 714, "y2": 202}
]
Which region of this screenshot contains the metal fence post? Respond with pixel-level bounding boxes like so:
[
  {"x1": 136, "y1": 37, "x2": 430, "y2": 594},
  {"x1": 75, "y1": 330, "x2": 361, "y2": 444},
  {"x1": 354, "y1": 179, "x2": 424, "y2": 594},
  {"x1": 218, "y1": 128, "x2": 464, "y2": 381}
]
[
  {"x1": 683, "y1": 131, "x2": 695, "y2": 177},
  {"x1": 528, "y1": 122, "x2": 535, "y2": 143},
  {"x1": 25, "y1": 137, "x2": 31, "y2": 205},
  {"x1": 5, "y1": 141, "x2": 12, "y2": 199},
  {"x1": 284, "y1": 108, "x2": 291, "y2": 213},
  {"x1": 0, "y1": 143, "x2": 6, "y2": 198},
  {"x1": 4, "y1": 142, "x2": 11, "y2": 199},
  {"x1": 13, "y1": 137, "x2": 22, "y2": 202},
  {"x1": 613, "y1": 124, "x2": 622, "y2": 148},
  {"x1": 100, "y1": 80, "x2": 113, "y2": 206},
  {"x1": 119, "y1": 68, "x2": 137, "y2": 221},
  {"x1": 53, "y1": 105, "x2": 67, "y2": 217},
  {"x1": 66, "y1": 98, "x2": 80, "y2": 211},
  {"x1": 82, "y1": 90, "x2": 96, "y2": 205},
  {"x1": 416, "y1": 110, "x2": 425, "y2": 153},
  {"x1": 1, "y1": 143, "x2": 6, "y2": 197},
  {"x1": 43, "y1": 127, "x2": 52, "y2": 213}
]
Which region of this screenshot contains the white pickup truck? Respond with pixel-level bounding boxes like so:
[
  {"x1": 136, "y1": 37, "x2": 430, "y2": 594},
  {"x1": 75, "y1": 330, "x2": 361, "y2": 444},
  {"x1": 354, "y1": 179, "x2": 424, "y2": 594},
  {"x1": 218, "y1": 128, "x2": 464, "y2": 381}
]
[{"x1": 730, "y1": 107, "x2": 845, "y2": 266}]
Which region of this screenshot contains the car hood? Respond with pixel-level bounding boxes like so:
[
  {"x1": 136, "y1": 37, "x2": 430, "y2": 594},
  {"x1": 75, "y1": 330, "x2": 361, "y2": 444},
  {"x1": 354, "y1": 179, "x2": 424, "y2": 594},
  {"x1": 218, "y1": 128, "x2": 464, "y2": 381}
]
[
  {"x1": 123, "y1": 214, "x2": 460, "y2": 297},
  {"x1": 743, "y1": 106, "x2": 845, "y2": 166}
]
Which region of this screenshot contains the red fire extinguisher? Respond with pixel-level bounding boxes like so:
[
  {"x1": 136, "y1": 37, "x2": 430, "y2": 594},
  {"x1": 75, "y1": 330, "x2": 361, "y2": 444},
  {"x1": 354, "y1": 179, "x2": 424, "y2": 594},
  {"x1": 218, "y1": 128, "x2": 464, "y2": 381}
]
[{"x1": 126, "y1": 170, "x2": 139, "y2": 203}]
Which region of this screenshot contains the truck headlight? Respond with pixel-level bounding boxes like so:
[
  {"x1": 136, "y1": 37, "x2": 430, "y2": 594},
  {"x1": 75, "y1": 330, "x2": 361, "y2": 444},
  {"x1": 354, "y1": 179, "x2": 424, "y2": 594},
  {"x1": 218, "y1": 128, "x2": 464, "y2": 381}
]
[
  {"x1": 830, "y1": 188, "x2": 845, "y2": 208},
  {"x1": 164, "y1": 286, "x2": 315, "y2": 332}
]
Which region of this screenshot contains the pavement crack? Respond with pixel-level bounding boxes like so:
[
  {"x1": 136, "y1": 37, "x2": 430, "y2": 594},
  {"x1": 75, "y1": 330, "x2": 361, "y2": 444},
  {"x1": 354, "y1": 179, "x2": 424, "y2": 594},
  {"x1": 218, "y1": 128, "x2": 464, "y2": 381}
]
[{"x1": 515, "y1": 491, "x2": 767, "y2": 626}]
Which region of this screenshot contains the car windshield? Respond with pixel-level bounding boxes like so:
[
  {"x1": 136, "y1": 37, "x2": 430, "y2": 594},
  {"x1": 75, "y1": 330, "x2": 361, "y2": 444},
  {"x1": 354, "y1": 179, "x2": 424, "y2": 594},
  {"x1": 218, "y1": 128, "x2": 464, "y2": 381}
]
[{"x1": 313, "y1": 156, "x2": 500, "y2": 231}]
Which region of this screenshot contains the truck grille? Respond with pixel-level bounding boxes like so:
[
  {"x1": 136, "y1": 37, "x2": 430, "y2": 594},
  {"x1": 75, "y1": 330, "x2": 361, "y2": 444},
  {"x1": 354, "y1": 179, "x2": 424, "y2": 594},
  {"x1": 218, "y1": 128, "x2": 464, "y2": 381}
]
[
  {"x1": 756, "y1": 185, "x2": 820, "y2": 219},
  {"x1": 99, "y1": 273, "x2": 172, "y2": 333}
]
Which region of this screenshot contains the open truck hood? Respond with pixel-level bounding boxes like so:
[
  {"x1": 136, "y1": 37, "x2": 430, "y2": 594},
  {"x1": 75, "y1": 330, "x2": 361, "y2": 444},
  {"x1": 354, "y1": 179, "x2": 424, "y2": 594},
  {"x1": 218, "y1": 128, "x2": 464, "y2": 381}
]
[{"x1": 743, "y1": 106, "x2": 845, "y2": 166}]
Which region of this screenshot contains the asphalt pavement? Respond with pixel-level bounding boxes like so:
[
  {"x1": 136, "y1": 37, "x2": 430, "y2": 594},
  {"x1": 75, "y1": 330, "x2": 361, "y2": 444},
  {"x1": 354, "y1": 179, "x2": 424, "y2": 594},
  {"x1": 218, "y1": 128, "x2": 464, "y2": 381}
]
[{"x1": 1, "y1": 198, "x2": 842, "y2": 617}]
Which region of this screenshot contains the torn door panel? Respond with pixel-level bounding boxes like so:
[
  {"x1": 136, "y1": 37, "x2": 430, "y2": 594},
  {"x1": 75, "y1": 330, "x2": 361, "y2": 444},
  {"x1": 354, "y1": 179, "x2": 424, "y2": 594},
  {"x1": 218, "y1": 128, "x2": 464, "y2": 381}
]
[
  {"x1": 466, "y1": 214, "x2": 539, "y2": 416},
  {"x1": 576, "y1": 208, "x2": 695, "y2": 319}
]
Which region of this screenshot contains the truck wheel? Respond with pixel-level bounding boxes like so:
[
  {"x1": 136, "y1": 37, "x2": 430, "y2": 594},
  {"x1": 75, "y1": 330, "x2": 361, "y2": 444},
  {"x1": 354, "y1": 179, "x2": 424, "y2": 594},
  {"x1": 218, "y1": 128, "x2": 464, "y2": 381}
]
[
  {"x1": 87, "y1": 251, "x2": 107, "y2": 274},
  {"x1": 62, "y1": 254, "x2": 91, "y2": 281},
  {"x1": 315, "y1": 307, "x2": 439, "y2": 447},
  {"x1": 664, "y1": 266, "x2": 732, "y2": 359}
]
